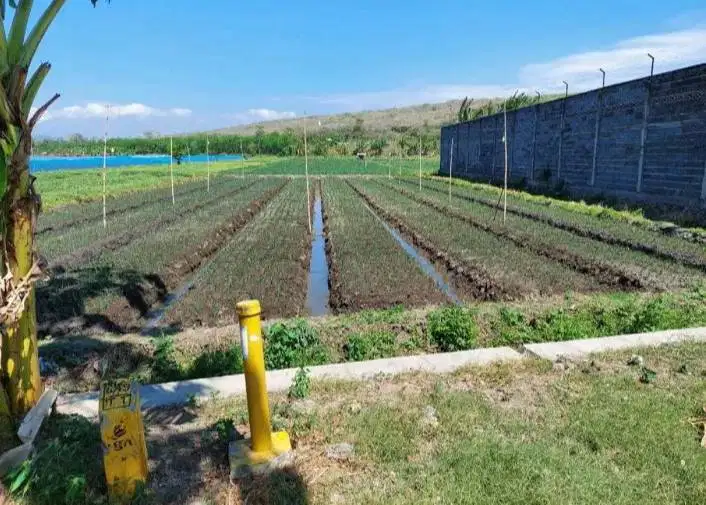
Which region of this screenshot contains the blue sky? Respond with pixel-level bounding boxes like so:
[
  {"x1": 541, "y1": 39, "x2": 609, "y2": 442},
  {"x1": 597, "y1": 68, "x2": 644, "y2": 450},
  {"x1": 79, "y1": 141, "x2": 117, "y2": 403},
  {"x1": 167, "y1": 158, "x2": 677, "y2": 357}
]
[{"x1": 28, "y1": 0, "x2": 706, "y2": 138}]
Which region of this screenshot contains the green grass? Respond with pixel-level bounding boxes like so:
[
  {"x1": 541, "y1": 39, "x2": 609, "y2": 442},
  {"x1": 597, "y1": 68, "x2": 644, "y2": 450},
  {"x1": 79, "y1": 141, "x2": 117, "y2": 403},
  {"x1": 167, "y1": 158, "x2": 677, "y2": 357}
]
[
  {"x1": 303, "y1": 343, "x2": 706, "y2": 505},
  {"x1": 433, "y1": 175, "x2": 706, "y2": 239},
  {"x1": 246, "y1": 156, "x2": 439, "y2": 176},
  {"x1": 35, "y1": 156, "x2": 276, "y2": 209},
  {"x1": 17, "y1": 342, "x2": 706, "y2": 504}
]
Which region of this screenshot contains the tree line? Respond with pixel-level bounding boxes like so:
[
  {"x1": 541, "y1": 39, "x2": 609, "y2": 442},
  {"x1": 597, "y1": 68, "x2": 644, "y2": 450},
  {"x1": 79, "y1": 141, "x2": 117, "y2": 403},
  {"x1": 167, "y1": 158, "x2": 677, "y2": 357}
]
[{"x1": 35, "y1": 126, "x2": 442, "y2": 158}]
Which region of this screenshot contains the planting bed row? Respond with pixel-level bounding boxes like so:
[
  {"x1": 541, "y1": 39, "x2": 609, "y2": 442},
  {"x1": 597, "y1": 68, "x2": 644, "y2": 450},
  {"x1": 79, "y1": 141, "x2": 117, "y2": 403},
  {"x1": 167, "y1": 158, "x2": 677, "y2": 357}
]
[
  {"x1": 162, "y1": 179, "x2": 313, "y2": 327},
  {"x1": 385, "y1": 179, "x2": 703, "y2": 291},
  {"x1": 321, "y1": 178, "x2": 447, "y2": 312},
  {"x1": 37, "y1": 178, "x2": 286, "y2": 335},
  {"x1": 411, "y1": 178, "x2": 706, "y2": 271},
  {"x1": 350, "y1": 179, "x2": 601, "y2": 298}
]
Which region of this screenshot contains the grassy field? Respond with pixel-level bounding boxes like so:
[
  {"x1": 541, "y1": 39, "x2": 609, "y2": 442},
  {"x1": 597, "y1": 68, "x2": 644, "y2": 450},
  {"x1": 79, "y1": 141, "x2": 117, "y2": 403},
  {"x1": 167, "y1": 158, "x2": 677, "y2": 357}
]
[
  {"x1": 18, "y1": 342, "x2": 706, "y2": 504},
  {"x1": 246, "y1": 156, "x2": 440, "y2": 176},
  {"x1": 34, "y1": 157, "x2": 275, "y2": 209}
]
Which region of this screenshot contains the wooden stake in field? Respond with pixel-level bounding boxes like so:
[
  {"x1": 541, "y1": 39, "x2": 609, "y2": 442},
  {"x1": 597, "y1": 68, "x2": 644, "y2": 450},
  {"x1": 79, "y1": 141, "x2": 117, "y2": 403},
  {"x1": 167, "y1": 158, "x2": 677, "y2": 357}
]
[
  {"x1": 102, "y1": 105, "x2": 109, "y2": 229},
  {"x1": 240, "y1": 139, "x2": 245, "y2": 179},
  {"x1": 388, "y1": 154, "x2": 392, "y2": 179},
  {"x1": 304, "y1": 119, "x2": 312, "y2": 234},
  {"x1": 503, "y1": 100, "x2": 509, "y2": 224},
  {"x1": 206, "y1": 135, "x2": 211, "y2": 192},
  {"x1": 170, "y1": 136, "x2": 175, "y2": 205},
  {"x1": 419, "y1": 136, "x2": 422, "y2": 191},
  {"x1": 448, "y1": 136, "x2": 454, "y2": 204}
]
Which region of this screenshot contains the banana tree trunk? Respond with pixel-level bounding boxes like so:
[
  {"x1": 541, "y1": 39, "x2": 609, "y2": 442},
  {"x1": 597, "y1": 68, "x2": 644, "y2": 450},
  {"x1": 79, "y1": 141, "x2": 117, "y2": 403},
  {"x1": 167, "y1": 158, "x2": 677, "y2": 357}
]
[{"x1": 1, "y1": 139, "x2": 42, "y2": 416}]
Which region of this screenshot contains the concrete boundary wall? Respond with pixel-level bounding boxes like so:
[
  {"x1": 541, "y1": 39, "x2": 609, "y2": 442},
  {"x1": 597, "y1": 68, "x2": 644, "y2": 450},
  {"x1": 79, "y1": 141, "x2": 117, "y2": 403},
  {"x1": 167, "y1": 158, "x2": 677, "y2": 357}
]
[{"x1": 440, "y1": 63, "x2": 706, "y2": 209}]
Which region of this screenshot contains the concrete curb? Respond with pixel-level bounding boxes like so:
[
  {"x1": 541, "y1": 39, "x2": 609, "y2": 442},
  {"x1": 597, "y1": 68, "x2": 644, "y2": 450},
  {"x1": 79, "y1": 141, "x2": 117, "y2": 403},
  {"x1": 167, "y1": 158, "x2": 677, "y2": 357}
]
[
  {"x1": 56, "y1": 326, "x2": 706, "y2": 418},
  {"x1": 56, "y1": 347, "x2": 521, "y2": 417},
  {"x1": 522, "y1": 327, "x2": 706, "y2": 360}
]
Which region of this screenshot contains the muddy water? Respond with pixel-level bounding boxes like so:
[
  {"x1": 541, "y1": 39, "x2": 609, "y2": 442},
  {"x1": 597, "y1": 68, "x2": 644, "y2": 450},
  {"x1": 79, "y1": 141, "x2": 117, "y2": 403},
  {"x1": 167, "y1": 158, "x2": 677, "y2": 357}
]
[
  {"x1": 140, "y1": 279, "x2": 196, "y2": 335},
  {"x1": 363, "y1": 203, "x2": 462, "y2": 305},
  {"x1": 306, "y1": 196, "x2": 331, "y2": 316}
]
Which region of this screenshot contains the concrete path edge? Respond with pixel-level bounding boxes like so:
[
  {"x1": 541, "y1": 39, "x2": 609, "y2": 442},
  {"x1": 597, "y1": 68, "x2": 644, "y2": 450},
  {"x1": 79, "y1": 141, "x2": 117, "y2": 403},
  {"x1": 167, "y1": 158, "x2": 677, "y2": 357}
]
[{"x1": 56, "y1": 326, "x2": 706, "y2": 417}]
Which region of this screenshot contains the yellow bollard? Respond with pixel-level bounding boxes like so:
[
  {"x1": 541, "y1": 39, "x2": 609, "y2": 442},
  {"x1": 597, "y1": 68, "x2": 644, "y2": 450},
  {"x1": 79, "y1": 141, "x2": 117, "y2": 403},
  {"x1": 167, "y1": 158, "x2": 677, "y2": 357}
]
[
  {"x1": 99, "y1": 379, "x2": 148, "y2": 500},
  {"x1": 229, "y1": 300, "x2": 291, "y2": 476}
]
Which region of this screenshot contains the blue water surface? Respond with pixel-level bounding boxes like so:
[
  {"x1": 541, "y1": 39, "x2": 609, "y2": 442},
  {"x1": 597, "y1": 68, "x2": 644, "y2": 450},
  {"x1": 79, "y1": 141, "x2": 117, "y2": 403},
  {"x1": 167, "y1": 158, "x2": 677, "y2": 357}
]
[{"x1": 30, "y1": 154, "x2": 243, "y2": 173}]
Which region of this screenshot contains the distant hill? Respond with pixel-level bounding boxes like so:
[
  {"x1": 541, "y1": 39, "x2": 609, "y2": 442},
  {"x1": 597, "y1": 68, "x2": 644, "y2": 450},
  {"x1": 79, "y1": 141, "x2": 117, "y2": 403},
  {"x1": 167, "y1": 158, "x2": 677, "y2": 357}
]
[{"x1": 211, "y1": 99, "x2": 497, "y2": 136}]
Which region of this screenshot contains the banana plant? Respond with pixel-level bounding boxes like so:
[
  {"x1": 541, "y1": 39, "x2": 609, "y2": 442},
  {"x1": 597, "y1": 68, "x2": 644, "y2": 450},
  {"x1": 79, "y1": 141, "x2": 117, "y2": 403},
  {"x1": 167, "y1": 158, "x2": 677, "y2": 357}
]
[{"x1": 0, "y1": 0, "x2": 108, "y2": 422}]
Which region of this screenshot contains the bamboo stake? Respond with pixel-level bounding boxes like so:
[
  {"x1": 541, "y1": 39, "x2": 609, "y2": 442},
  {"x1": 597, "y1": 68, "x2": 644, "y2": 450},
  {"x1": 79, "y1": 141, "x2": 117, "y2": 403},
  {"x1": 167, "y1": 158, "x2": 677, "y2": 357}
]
[
  {"x1": 170, "y1": 136, "x2": 175, "y2": 205},
  {"x1": 503, "y1": 101, "x2": 509, "y2": 224},
  {"x1": 448, "y1": 136, "x2": 454, "y2": 204},
  {"x1": 304, "y1": 119, "x2": 312, "y2": 234},
  {"x1": 419, "y1": 136, "x2": 422, "y2": 190},
  {"x1": 102, "y1": 105, "x2": 109, "y2": 228},
  {"x1": 240, "y1": 139, "x2": 245, "y2": 178},
  {"x1": 206, "y1": 135, "x2": 210, "y2": 192}
]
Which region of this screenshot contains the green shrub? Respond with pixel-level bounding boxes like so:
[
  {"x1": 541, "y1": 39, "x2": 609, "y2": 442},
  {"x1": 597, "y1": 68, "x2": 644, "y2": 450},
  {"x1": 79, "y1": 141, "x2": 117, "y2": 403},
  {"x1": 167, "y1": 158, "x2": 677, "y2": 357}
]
[
  {"x1": 427, "y1": 306, "x2": 478, "y2": 352},
  {"x1": 188, "y1": 343, "x2": 243, "y2": 379},
  {"x1": 151, "y1": 336, "x2": 184, "y2": 383},
  {"x1": 288, "y1": 367, "x2": 311, "y2": 399},
  {"x1": 265, "y1": 319, "x2": 329, "y2": 370},
  {"x1": 344, "y1": 331, "x2": 397, "y2": 361}
]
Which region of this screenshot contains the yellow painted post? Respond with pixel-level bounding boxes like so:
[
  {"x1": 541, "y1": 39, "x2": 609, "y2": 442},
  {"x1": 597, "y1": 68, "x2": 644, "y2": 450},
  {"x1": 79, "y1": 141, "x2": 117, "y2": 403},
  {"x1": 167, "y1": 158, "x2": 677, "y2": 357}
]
[
  {"x1": 230, "y1": 300, "x2": 291, "y2": 476},
  {"x1": 99, "y1": 380, "x2": 148, "y2": 500}
]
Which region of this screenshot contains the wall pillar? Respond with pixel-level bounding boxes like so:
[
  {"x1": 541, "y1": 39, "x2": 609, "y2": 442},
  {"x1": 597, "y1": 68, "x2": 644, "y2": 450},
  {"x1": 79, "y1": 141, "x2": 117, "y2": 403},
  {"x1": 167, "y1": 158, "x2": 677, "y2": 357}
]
[{"x1": 590, "y1": 92, "x2": 603, "y2": 187}]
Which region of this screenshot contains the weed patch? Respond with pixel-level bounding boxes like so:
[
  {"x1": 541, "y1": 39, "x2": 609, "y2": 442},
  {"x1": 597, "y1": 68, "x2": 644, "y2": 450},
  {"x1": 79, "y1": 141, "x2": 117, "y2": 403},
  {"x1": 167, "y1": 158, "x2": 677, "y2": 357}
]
[
  {"x1": 265, "y1": 319, "x2": 329, "y2": 369},
  {"x1": 344, "y1": 331, "x2": 397, "y2": 361},
  {"x1": 427, "y1": 306, "x2": 478, "y2": 351}
]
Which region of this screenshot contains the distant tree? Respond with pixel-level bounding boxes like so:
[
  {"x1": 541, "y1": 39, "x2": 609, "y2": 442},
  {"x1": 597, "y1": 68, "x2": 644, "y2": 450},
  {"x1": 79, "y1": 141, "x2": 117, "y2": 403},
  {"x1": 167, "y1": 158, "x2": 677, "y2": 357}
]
[
  {"x1": 67, "y1": 132, "x2": 87, "y2": 142},
  {"x1": 255, "y1": 125, "x2": 264, "y2": 155},
  {"x1": 352, "y1": 117, "x2": 365, "y2": 137},
  {"x1": 457, "y1": 97, "x2": 474, "y2": 122}
]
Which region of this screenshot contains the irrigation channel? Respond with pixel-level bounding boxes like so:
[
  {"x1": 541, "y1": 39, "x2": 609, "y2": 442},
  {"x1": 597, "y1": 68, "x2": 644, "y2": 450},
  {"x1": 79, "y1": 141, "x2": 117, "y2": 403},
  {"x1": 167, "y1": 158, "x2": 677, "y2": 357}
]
[
  {"x1": 362, "y1": 199, "x2": 462, "y2": 305},
  {"x1": 306, "y1": 193, "x2": 331, "y2": 316}
]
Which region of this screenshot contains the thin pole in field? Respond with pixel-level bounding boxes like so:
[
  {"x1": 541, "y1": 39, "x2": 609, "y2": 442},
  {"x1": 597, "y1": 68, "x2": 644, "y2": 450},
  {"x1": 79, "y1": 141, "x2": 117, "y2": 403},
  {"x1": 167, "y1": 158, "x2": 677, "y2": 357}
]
[
  {"x1": 187, "y1": 144, "x2": 192, "y2": 164},
  {"x1": 503, "y1": 100, "x2": 509, "y2": 224},
  {"x1": 419, "y1": 136, "x2": 422, "y2": 191},
  {"x1": 206, "y1": 135, "x2": 210, "y2": 192},
  {"x1": 388, "y1": 153, "x2": 392, "y2": 179},
  {"x1": 170, "y1": 136, "x2": 175, "y2": 205},
  {"x1": 240, "y1": 139, "x2": 245, "y2": 179},
  {"x1": 304, "y1": 119, "x2": 312, "y2": 234},
  {"x1": 102, "y1": 105, "x2": 110, "y2": 228},
  {"x1": 448, "y1": 136, "x2": 454, "y2": 204}
]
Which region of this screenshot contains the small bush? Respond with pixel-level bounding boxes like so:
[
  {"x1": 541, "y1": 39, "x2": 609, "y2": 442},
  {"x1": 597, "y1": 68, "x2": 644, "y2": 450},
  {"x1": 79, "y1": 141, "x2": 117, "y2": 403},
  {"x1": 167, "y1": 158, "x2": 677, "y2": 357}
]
[
  {"x1": 265, "y1": 320, "x2": 329, "y2": 370},
  {"x1": 344, "y1": 331, "x2": 397, "y2": 361},
  {"x1": 151, "y1": 336, "x2": 184, "y2": 383},
  {"x1": 288, "y1": 367, "x2": 311, "y2": 399},
  {"x1": 188, "y1": 343, "x2": 243, "y2": 379},
  {"x1": 427, "y1": 306, "x2": 478, "y2": 352}
]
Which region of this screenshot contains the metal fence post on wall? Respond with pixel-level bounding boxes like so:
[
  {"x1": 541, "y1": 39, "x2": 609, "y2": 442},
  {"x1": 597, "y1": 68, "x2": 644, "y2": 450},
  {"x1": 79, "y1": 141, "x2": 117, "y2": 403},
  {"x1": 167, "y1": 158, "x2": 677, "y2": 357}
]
[
  {"x1": 477, "y1": 120, "x2": 482, "y2": 169},
  {"x1": 700, "y1": 160, "x2": 706, "y2": 205},
  {"x1": 558, "y1": 81, "x2": 568, "y2": 180},
  {"x1": 637, "y1": 54, "x2": 655, "y2": 193},
  {"x1": 492, "y1": 115, "x2": 498, "y2": 180},
  {"x1": 591, "y1": 70, "x2": 605, "y2": 187},
  {"x1": 531, "y1": 97, "x2": 538, "y2": 182}
]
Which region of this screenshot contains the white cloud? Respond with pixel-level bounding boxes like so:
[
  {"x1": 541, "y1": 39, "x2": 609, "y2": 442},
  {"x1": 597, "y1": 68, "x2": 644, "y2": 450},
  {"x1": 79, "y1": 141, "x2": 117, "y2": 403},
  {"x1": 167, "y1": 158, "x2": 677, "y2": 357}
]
[
  {"x1": 37, "y1": 102, "x2": 193, "y2": 122},
  {"x1": 305, "y1": 27, "x2": 706, "y2": 109},
  {"x1": 520, "y1": 28, "x2": 706, "y2": 91},
  {"x1": 230, "y1": 108, "x2": 297, "y2": 123}
]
